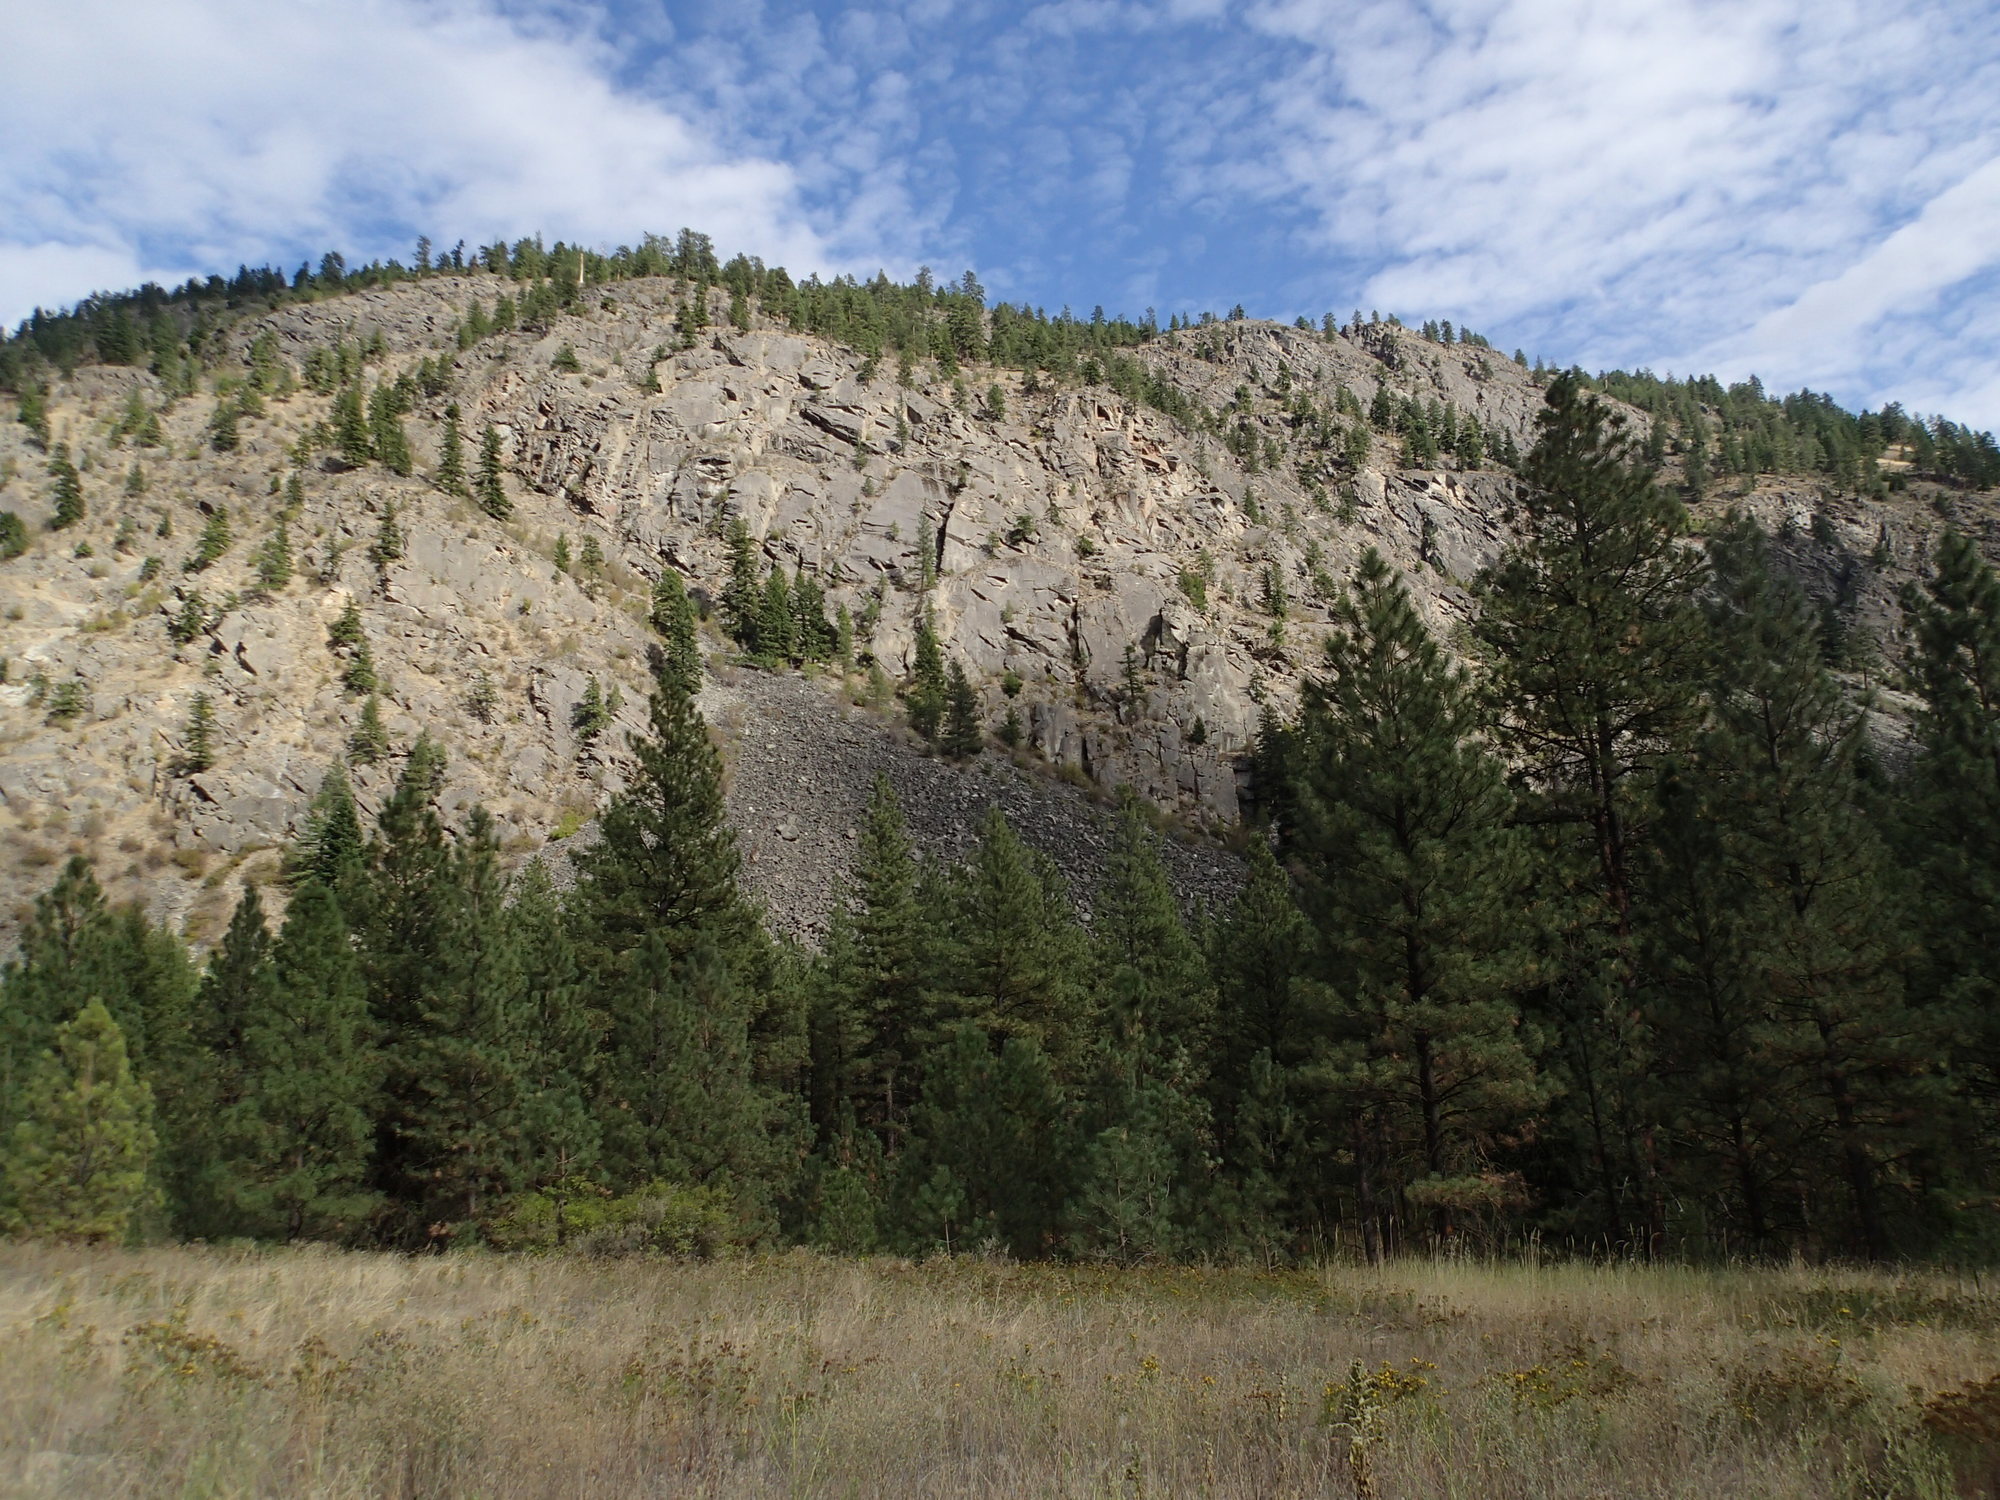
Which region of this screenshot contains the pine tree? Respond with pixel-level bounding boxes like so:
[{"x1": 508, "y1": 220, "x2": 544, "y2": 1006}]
[
  {"x1": 940, "y1": 806, "x2": 1094, "y2": 1074},
  {"x1": 186, "y1": 505, "x2": 231, "y2": 572},
  {"x1": 368, "y1": 385, "x2": 413, "y2": 475},
  {"x1": 300, "y1": 762, "x2": 367, "y2": 900},
  {"x1": 723, "y1": 519, "x2": 763, "y2": 649},
  {"x1": 475, "y1": 424, "x2": 510, "y2": 519},
  {"x1": 17, "y1": 383, "x2": 49, "y2": 449},
  {"x1": 887, "y1": 1025, "x2": 1074, "y2": 1256},
  {"x1": 570, "y1": 652, "x2": 758, "y2": 973},
  {"x1": 790, "y1": 569, "x2": 834, "y2": 661},
  {"x1": 384, "y1": 809, "x2": 534, "y2": 1230},
  {"x1": 907, "y1": 609, "x2": 947, "y2": 741},
  {"x1": 208, "y1": 399, "x2": 241, "y2": 452},
  {"x1": 0, "y1": 859, "x2": 196, "y2": 1164},
  {"x1": 649, "y1": 568, "x2": 701, "y2": 696},
  {"x1": 328, "y1": 596, "x2": 365, "y2": 649},
  {"x1": 349, "y1": 693, "x2": 389, "y2": 763},
  {"x1": 222, "y1": 879, "x2": 380, "y2": 1239},
  {"x1": 939, "y1": 661, "x2": 983, "y2": 759},
  {"x1": 506, "y1": 861, "x2": 602, "y2": 1196},
  {"x1": 1474, "y1": 373, "x2": 1708, "y2": 1248},
  {"x1": 1901, "y1": 530, "x2": 2000, "y2": 1123},
  {"x1": 1294, "y1": 548, "x2": 1541, "y2": 1253},
  {"x1": 369, "y1": 500, "x2": 404, "y2": 572},
  {"x1": 1092, "y1": 796, "x2": 1212, "y2": 1051},
  {"x1": 4, "y1": 1000, "x2": 158, "y2": 1242},
  {"x1": 572, "y1": 676, "x2": 611, "y2": 746},
  {"x1": 0, "y1": 510, "x2": 26, "y2": 560},
  {"x1": 169, "y1": 889, "x2": 274, "y2": 1235},
  {"x1": 757, "y1": 568, "x2": 796, "y2": 664},
  {"x1": 436, "y1": 403, "x2": 468, "y2": 495},
  {"x1": 48, "y1": 444, "x2": 84, "y2": 529},
  {"x1": 1067, "y1": 1053, "x2": 1211, "y2": 1263},
  {"x1": 820, "y1": 776, "x2": 932, "y2": 1146},
  {"x1": 255, "y1": 517, "x2": 293, "y2": 589},
  {"x1": 332, "y1": 385, "x2": 373, "y2": 467},
  {"x1": 594, "y1": 930, "x2": 803, "y2": 1202},
  {"x1": 343, "y1": 638, "x2": 378, "y2": 695},
  {"x1": 1661, "y1": 516, "x2": 1935, "y2": 1256},
  {"x1": 177, "y1": 692, "x2": 216, "y2": 775}
]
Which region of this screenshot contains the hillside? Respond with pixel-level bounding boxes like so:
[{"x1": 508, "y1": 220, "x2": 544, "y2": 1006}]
[{"x1": 2, "y1": 259, "x2": 1988, "y2": 942}]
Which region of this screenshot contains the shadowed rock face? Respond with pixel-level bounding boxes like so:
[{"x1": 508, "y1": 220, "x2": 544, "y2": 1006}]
[{"x1": 0, "y1": 278, "x2": 1978, "y2": 946}]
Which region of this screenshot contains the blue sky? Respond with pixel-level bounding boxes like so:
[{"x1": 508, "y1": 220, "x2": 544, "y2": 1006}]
[{"x1": 7, "y1": 0, "x2": 2000, "y2": 425}]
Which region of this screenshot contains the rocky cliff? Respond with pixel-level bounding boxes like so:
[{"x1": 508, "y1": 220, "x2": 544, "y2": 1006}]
[{"x1": 0, "y1": 275, "x2": 1982, "y2": 944}]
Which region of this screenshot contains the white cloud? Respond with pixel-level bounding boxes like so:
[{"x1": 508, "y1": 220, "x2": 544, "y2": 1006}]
[
  {"x1": 1233, "y1": 0, "x2": 2000, "y2": 422},
  {"x1": 0, "y1": 0, "x2": 848, "y2": 325},
  {"x1": 1706, "y1": 157, "x2": 2000, "y2": 396}
]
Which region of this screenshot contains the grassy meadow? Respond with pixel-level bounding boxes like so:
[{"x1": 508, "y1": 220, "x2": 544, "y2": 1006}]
[{"x1": 4, "y1": 1244, "x2": 2000, "y2": 1498}]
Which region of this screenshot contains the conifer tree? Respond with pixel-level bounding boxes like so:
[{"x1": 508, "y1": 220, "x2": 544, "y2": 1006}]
[
  {"x1": 0, "y1": 859, "x2": 195, "y2": 1154},
  {"x1": 4, "y1": 1000, "x2": 157, "y2": 1242},
  {"x1": 821, "y1": 777, "x2": 931, "y2": 1145},
  {"x1": 1209, "y1": 843, "x2": 1311, "y2": 1149},
  {"x1": 0, "y1": 511, "x2": 26, "y2": 560},
  {"x1": 888, "y1": 1025, "x2": 1075, "y2": 1255},
  {"x1": 649, "y1": 567, "x2": 701, "y2": 696},
  {"x1": 790, "y1": 569, "x2": 834, "y2": 661},
  {"x1": 328, "y1": 596, "x2": 365, "y2": 649},
  {"x1": 941, "y1": 806, "x2": 1094, "y2": 1073},
  {"x1": 721, "y1": 520, "x2": 763, "y2": 649},
  {"x1": 300, "y1": 762, "x2": 367, "y2": 902},
  {"x1": 506, "y1": 861, "x2": 602, "y2": 1194},
  {"x1": 1661, "y1": 516, "x2": 1934, "y2": 1256},
  {"x1": 222, "y1": 879, "x2": 380, "y2": 1240},
  {"x1": 186, "y1": 505, "x2": 231, "y2": 572},
  {"x1": 475, "y1": 424, "x2": 510, "y2": 519},
  {"x1": 368, "y1": 385, "x2": 413, "y2": 475},
  {"x1": 436, "y1": 403, "x2": 468, "y2": 495},
  {"x1": 385, "y1": 809, "x2": 533, "y2": 1228},
  {"x1": 757, "y1": 568, "x2": 796, "y2": 664},
  {"x1": 369, "y1": 500, "x2": 404, "y2": 573},
  {"x1": 572, "y1": 676, "x2": 611, "y2": 746},
  {"x1": 939, "y1": 661, "x2": 983, "y2": 759},
  {"x1": 169, "y1": 889, "x2": 272, "y2": 1234},
  {"x1": 48, "y1": 444, "x2": 84, "y2": 529},
  {"x1": 17, "y1": 383, "x2": 49, "y2": 449},
  {"x1": 1474, "y1": 373, "x2": 1707, "y2": 1248},
  {"x1": 907, "y1": 610, "x2": 947, "y2": 741},
  {"x1": 570, "y1": 651, "x2": 757, "y2": 973},
  {"x1": 255, "y1": 517, "x2": 293, "y2": 589},
  {"x1": 1295, "y1": 549, "x2": 1541, "y2": 1253},
  {"x1": 594, "y1": 931, "x2": 802, "y2": 1203},
  {"x1": 176, "y1": 692, "x2": 216, "y2": 775},
  {"x1": 349, "y1": 692, "x2": 389, "y2": 764},
  {"x1": 1901, "y1": 530, "x2": 2000, "y2": 1123},
  {"x1": 1067, "y1": 1051, "x2": 1211, "y2": 1262},
  {"x1": 1093, "y1": 797, "x2": 1211, "y2": 1050},
  {"x1": 343, "y1": 638, "x2": 378, "y2": 695},
  {"x1": 332, "y1": 385, "x2": 372, "y2": 467}
]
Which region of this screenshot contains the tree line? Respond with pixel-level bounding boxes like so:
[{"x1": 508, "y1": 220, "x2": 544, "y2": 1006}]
[{"x1": 9, "y1": 378, "x2": 2000, "y2": 1264}]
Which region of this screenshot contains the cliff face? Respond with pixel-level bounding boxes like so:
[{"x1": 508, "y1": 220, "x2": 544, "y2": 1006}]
[{"x1": 0, "y1": 276, "x2": 1980, "y2": 943}]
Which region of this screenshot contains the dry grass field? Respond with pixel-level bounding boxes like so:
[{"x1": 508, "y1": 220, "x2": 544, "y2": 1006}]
[{"x1": 5, "y1": 1244, "x2": 2000, "y2": 1498}]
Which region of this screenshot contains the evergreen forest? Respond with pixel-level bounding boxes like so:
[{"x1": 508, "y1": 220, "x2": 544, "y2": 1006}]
[{"x1": 9, "y1": 368, "x2": 2000, "y2": 1266}]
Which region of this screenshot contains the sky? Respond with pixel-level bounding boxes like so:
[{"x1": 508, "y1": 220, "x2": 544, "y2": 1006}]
[{"x1": 5, "y1": 0, "x2": 2000, "y2": 426}]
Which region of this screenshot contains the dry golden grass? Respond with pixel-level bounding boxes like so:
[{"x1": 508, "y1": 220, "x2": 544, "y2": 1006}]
[{"x1": 4, "y1": 1244, "x2": 2000, "y2": 1498}]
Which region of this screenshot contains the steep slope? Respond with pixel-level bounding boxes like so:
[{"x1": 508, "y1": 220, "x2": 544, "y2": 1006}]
[{"x1": 0, "y1": 273, "x2": 1986, "y2": 942}]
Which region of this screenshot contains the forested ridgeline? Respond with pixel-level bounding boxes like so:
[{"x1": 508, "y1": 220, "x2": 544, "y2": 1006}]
[
  {"x1": 7, "y1": 374, "x2": 2000, "y2": 1265},
  {"x1": 7, "y1": 226, "x2": 1998, "y2": 498}
]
